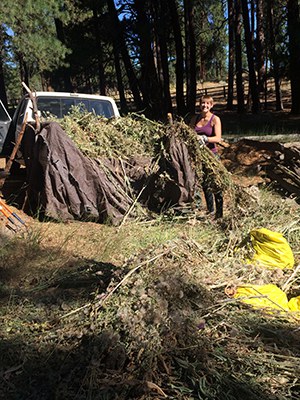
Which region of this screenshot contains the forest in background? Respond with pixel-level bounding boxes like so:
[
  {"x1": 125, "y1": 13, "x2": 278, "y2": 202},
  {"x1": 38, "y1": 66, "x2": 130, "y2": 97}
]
[{"x1": 0, "y1": 0, "x2": 300, "y2": 120}]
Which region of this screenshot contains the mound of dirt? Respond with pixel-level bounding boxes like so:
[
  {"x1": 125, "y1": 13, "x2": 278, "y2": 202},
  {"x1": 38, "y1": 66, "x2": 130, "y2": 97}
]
[
  {"x1": 220, "y1": 140, "x2": 274, "y2": 186},
  {"x1": 220, "y1": 139, "x2": 300, "y2": 201}
]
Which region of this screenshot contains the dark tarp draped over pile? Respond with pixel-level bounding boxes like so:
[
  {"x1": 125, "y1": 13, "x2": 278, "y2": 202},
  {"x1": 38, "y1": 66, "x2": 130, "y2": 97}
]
[
  {"x1": 24, "y1": 122, "x2": 149, "y2": 225},
  {"x1": 141, "y1": 134, "x2": 196, "y2": 211},
  {"x1": 23, "y1": 122, "x2": 197, "y2": 224},
  {"x1": 160, "y1": 133, "x2": 196, "y2": 203}
]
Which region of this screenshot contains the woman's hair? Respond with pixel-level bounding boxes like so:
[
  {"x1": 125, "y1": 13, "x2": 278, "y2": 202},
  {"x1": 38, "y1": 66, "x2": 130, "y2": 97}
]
[{"x1": 200, "y1": 95, "x2": 214, "y2": 104}]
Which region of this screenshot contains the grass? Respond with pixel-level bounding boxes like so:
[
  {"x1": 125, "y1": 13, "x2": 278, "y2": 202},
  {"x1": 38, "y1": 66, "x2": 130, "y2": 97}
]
[{"x1": 0, "y1": 186, "x2": 300, "y2": 399}]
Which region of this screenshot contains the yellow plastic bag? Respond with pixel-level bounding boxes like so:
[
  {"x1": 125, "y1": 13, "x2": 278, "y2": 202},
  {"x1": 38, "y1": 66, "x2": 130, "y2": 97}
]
[
  {"x1": 249, "y1": 228, "x2": 294, "y2": 270},
  {"x1": 233, "y1": 284, "x2": 289, "y2": 311},
  {"x1": 233, "y1": 284, "x2": 300, "y2": 317},
  {"x1": 288, "y1": 296, "x2": 300, "y2": 312}
]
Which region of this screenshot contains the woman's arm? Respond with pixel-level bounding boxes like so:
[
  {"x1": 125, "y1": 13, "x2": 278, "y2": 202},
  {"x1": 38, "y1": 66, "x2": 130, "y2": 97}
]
[{"x1": 207, "y1": 115, "x2": 222, "y2": 143}]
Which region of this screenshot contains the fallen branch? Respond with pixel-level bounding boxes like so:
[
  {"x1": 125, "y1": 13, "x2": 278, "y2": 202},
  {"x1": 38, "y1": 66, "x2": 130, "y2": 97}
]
[
  {"x1": 282, "y1": 264, "x2": 300, "y2": 292},
  {"x1": 146, "y1": 381, "x2": 168, "y2": 397},
  {"x1": 118, "y1": 182, "x2": 148, "y2": 228},
  {"x1": 22, "y1": 82, "x2": 40, "y2": 133},
  {"x1": 92, "y1": 248, "x2": 174, "y2": 311},
  {"x1": 62, "y1": 247, "x2": 174, "y2": 319}
]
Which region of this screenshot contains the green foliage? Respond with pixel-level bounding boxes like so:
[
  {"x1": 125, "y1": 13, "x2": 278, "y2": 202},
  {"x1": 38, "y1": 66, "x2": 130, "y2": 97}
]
[
  {"x1": 266, "y1": 0, "x2": 290, "y2": 79},
  {"x1": 0, "y1": 0, "x2": 70, "y2": 84},
  {"x1": 2, "y1": 54, "x2": 20, "y2": 104},
  {"x1": 194, "y1": 0, "x2": 228, "y2": 81},
  {"x1": 59, "y1": 109, "x2": 162, "y2": 159},
  {"x1": 0, "y1": 0, "x2": 297, "y2": 114}
]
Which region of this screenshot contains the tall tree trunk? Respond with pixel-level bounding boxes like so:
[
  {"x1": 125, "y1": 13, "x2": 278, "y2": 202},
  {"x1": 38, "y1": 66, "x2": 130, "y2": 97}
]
[
  {"x1": 106, "y1": 0, "x2": 143, "y2": 110},
  {"x1": 167, "y1": 0, "x2": 186, "y2": 116},
  {"x1": 92, "y1": 8, "x2": 106, "y2": 95},
  {"x1": 112, "y1": 42, "x2": 128, "y2": 114},
  {"x1": 54, "y1": 18, "x2": 73, "y2": 92},
  {"x1": 184, "y1": 0, "x2": 197, "y2": 114},
  {"x1": 241, "y1": 0, "x2": 260, "y2": 113},
  {"x1": 256, "y1": 0, "x2": 266, "y2": 93},
  {"x1": 250, "y1": 0, "x2": 255, "y2": 34},
  {"x1": 0, "y1": 28, "x2": 8, "y2": 108},
  {"x1": 287, "y1": 0, "x2": 300, "y2": 114},
  {"x1": 0, "y1": 59, "x2": 7, "y2": 109},
  {"x1": 107, "y1": 4, "x2": 128, "y2": 113},
  {"x1": 227, "y1": 0, "x2": 235, "y2": 110},
  {"x1": 17, "y1": 52, "x2": 29, "y2": 91},
  {"x1": 152, "y1": 0, "x2": 173, "y2": 116},
  {"x1": 234, "y1": 0, "x2": 245, "y2": 113},
  {"x1": 267, "y1": 0, "x2": 283, "y2": 111},
  {"x1": 199, "y1": 42, "x2": 206, "y2": 82},
  {"x1": 134, "y1": 0, "x2": 163, "y2": 119}
]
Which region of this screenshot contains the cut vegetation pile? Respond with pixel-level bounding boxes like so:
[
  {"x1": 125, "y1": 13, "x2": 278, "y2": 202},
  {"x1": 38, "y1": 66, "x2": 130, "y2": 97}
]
[
  {"x1": 59, "y1": 111, "x2": 161, "y2": 160},
  {"x1": 0, "y1": 111, "x2": 300, "y2": 399},
  {"x1": 23, "y1": 111, "x2": 244, "y2": 225},
  {"x1": 78, "y1": 112, "x2": 246, "y2": 214}
]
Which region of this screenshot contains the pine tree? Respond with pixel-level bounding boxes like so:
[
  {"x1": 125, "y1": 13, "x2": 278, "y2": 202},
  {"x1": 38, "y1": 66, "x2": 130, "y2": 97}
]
[{"x1": 0, "y1": 0, "x2": 70, "y2": 92}]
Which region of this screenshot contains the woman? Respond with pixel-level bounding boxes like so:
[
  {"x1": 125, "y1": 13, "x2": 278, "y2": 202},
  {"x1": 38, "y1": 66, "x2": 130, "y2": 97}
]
[{"x1": 193, "y1": 95, "x2": 223, "y2": 219}]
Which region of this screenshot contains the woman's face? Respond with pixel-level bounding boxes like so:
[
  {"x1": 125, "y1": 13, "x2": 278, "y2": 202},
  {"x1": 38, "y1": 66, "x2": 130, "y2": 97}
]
[{"x1": 200, "y1": 99, "x2": 213, "y2": 113}]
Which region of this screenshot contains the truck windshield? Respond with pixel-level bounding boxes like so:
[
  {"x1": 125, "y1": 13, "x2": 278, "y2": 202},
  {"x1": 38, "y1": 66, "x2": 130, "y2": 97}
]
[{"x1": 37, "y1": 97, "x2": 115, "y2": 118}]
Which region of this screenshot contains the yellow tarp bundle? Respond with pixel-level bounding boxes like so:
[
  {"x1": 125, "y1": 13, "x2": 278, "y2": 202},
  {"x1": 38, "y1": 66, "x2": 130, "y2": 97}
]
[
  {"x1": 288, "y1": 296, "x2": 300, "y2": 312},
  {"x1": 234, "y1": 284, "x2": 289, "y2": 311},
  {"x1": 249, "y1": 228, "x2": 294, "y2": 270},
  {"x1": 233, "y1": 284, "x2": 300, "y2": 315}
]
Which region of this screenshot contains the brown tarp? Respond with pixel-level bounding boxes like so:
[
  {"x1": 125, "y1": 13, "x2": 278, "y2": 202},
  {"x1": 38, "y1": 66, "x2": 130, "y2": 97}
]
[
  {"x1": 141, "y1": 134, "x2": 196, "y2": 211},
  {"x1": 23, "y1": 122, "x2": 196, "y2": 224},
  {"x1": 24, "y1": 122, "x2": 147, "y2": 224}
]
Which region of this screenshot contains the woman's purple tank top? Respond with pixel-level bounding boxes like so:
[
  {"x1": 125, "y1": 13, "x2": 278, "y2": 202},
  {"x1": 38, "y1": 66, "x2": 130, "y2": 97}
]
[{"x1": 194, "y1": 114, "x2": 217, "y2": 153}]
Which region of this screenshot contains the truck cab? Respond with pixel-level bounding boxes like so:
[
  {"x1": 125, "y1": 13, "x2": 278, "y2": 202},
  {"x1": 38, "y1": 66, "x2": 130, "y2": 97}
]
[
  {"x1": 0, "y1": 100, "x2": 12, "y2": 154},
  {"x1": 0, "y1": 91, "x2": 120, "y2": 156}
]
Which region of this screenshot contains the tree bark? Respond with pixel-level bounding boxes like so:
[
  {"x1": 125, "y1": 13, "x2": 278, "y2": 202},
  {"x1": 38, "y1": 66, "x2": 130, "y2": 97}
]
[
  {"x1": 92, "y1": 7, "x2": 106, "y2": 95},
  {"x1": 106, "y1": 0, "x2": 143, "y2": 110},
  {"x1": 17, "y1": 52, "x2": 29, "y2": 91},
  {"x1": 106, "y1": 4, "x2": 128, "y2": 113},
  {"x1": 267, "y1": 0, "x2": 283, "y2": 111},
  {"x1": 234, "y1": 0, "x2": 245, "y2": 113},
  {"x1": 152, "y1": 0, "x2": 173, "y2": 116},
  {"x1": 241, "y1": 0, "x2": 261, "y2": 113},
  {"x1": 227, "y1": 0, "x2": 235, "y2": 110},
  {"x1": 134, "y1": 0, "x2": 163, "y2": 119},
  {"x1": 0, "y1": 28, "x2": 8, "y2": 108},
  {"x1": 256, "y1": 0, "x2": 266, "y2": 93},
  {"x1": 184, "y1": 0, "x2": 197, "y2": 114},
  {"x1": 54, "y1": 18, "x2": 73, "y2": 92},
  {"x1": 287, "y1": 0, "x2": 300, "y2": 114},
  {"x1": 167, "y1": 0, "x2": 186, "y2": 116},
  {"x1": 112, "y1": 42, "x2": 128, "y2": 114}
]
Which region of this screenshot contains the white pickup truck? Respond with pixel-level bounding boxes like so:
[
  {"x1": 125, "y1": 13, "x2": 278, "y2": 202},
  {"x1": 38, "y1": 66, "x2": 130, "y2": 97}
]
[{"x1": 0, "y1": 91, "x2": 120, "y2": 158}]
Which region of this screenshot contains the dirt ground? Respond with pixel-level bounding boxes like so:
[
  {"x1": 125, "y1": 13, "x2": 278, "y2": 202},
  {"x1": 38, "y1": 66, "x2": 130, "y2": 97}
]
[{"x1": 219, "y1": 139, "x2": 280, "y2": 187}]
